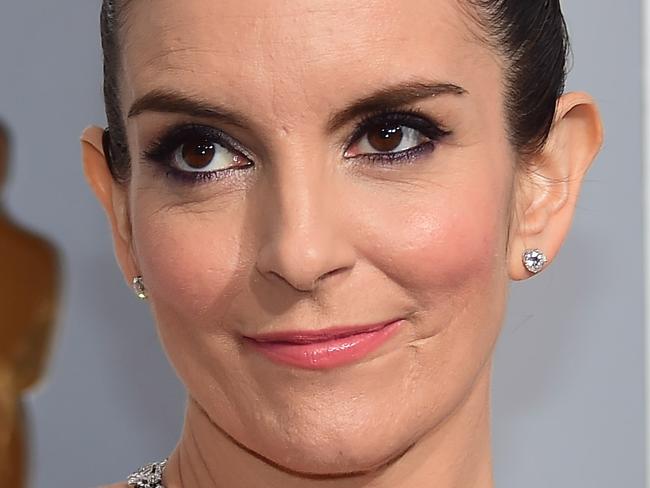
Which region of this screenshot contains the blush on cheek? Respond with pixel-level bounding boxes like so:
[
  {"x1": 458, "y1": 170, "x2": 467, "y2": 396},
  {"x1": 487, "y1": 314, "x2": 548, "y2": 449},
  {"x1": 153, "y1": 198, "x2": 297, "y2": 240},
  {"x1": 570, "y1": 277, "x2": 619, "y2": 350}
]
[{"x1": 365, "y1": 189, "x2": 506, "y2": 295}]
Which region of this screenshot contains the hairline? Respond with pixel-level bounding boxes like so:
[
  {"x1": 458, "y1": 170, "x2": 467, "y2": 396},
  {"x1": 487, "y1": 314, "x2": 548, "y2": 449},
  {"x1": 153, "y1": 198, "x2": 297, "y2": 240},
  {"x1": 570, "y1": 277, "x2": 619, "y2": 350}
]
[{"x1": 103, "y1": 0, "x2": 567, "y2": 181}]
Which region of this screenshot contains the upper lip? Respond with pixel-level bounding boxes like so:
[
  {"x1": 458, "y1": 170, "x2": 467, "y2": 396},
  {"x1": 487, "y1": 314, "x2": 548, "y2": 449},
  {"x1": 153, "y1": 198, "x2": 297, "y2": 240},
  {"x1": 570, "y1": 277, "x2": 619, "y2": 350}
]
[{"x1": 244, "y1": 319, "x2": 402, "y2": 344}]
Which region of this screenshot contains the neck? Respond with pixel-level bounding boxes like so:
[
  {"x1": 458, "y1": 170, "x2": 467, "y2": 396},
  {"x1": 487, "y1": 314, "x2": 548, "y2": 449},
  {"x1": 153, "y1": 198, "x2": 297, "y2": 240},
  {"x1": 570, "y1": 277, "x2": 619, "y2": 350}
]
[{"x1": 164, "y1": 363, "x2": 494, "y2": 488}]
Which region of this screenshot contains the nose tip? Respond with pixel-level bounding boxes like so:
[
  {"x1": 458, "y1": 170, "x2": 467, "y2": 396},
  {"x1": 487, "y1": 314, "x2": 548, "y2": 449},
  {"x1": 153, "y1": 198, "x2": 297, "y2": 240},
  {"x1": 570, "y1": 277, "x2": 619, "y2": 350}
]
[
  {"x1": 257, "y1": 235, "x2": 355, "y2": 293},
  {"x1": 254, "y1": 156, "x2": 356, "y2": 294}
]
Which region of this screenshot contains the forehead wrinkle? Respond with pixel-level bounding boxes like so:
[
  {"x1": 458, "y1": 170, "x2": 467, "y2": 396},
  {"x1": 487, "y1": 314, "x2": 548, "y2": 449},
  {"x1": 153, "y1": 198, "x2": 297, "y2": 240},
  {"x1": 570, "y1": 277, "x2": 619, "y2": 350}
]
[
  {"x1": 246, "y1": 19, "x2": 414, "y2": 130},
  {"x1": 138, "y1": 47, "x2": 233, "y2": 73},
  {"x1": 123, "y1": 0, "x2": 401, "y2": 68},
  {"x1": 125, "y1": 0, "x2": 467, "y2": 74},
  {"x1": 123, "y1": 38, "x2": 243, "y2": 107},
  {"x1": 128, "y1": 52, "x2": 244, "y2": 98},
  {"x1": 121, "y1": 0, "x2": 502, "y2": 139}
]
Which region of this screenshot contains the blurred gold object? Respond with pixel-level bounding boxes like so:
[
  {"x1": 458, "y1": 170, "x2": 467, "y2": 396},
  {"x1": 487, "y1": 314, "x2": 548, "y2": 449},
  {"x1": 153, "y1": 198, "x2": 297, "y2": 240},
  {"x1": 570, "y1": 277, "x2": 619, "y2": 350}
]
[{"x1": 0, "y1": 124, "x2": 60, "y2": 487}]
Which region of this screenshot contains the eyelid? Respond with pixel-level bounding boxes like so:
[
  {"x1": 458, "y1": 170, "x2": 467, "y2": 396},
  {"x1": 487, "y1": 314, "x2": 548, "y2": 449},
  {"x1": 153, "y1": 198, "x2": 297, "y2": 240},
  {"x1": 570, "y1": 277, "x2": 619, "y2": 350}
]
[
  {"x1": 344, "y1": 108, "x2": 452, "y2": 150},
  {"x1": 142, "y1": 111, "x2": 450, "y2": 175},
  {"x1": 142, "y1": 123, "x2": 255, "y2": 166}
]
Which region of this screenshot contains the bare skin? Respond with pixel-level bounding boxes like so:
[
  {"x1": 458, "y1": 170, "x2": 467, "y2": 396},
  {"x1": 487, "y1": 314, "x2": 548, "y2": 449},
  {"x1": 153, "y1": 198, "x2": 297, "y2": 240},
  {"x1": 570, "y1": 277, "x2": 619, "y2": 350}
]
[
  {"x1": 83, "y1": 1, "x2": 603, "y2": 486},
  {"x1": 0, "y1": 129, "x2": 60, "y2": 487}
]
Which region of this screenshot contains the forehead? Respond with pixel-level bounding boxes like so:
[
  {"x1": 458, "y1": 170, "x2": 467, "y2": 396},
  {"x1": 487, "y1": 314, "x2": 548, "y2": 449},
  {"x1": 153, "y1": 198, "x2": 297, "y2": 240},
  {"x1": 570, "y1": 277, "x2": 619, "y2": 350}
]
[{"x1": 119, "y1": 0, "x2": 499, "y2": 119}]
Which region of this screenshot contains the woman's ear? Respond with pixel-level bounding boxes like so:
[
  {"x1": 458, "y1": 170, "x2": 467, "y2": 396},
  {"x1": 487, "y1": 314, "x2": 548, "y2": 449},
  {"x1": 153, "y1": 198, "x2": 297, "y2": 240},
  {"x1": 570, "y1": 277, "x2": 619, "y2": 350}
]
[
  {"x1": 508, "y1": 92, "x2": 604, "y2": 281},
  {"x1": 81, "y1": 126, "x2": 138, "y2": 286}
]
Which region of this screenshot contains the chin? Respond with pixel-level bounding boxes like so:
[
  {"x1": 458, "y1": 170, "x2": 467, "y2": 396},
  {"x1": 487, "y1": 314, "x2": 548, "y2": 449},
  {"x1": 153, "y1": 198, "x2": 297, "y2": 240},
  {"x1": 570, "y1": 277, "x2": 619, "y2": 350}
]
[{"x1": 251, "y1": 419, "x2": 415, "y2": 476}]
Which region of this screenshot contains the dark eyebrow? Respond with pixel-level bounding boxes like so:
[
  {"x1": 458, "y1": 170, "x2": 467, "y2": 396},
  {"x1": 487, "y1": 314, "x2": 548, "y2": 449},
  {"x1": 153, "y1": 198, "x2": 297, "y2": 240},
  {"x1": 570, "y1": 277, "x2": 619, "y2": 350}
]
[
  {"x1": 127, "y1": 81, "x2": 467, "y2": 132},
  {"x1": 127, "y1": 89, "x2": 250, "y2": 129},
  {"x1": 326, "y1": 81, "x2": 467, "y2": 132}
]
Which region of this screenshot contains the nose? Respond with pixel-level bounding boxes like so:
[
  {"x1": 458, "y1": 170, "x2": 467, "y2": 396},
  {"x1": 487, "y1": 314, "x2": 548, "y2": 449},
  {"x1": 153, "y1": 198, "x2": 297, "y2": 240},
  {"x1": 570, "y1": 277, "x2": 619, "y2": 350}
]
[{"x1": 255, "y1": 163, "x2": 356, "y2": 292}]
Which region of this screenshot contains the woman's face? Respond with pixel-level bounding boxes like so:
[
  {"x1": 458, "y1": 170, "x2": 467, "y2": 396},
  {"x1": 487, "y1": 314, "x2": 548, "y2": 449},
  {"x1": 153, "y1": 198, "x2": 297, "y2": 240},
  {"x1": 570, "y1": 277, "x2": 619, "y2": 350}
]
[{"x1": 119, "y1": 0, "x2": 517, "y2": 474}]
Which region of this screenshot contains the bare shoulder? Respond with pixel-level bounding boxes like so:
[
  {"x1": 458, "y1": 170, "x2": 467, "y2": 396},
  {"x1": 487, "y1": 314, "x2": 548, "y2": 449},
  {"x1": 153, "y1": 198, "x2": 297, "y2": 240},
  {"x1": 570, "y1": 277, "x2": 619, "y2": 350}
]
[{"x1": 97, "y1": 483, "x2": 128, "y2": 488}]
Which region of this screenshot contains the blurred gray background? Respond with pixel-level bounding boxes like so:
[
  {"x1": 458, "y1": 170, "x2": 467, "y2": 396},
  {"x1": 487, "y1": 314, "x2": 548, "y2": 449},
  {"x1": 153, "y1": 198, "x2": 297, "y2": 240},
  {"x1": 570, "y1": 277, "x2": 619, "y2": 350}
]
[{"x1": 0, "y1": 1, "x2": 642, "y2": 487}]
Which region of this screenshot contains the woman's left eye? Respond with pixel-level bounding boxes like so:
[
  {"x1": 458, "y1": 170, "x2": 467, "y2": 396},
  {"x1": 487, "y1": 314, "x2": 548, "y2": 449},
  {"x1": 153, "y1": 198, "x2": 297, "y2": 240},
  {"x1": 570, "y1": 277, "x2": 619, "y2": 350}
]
[
  {"x1": 345, "y1": 123, "x2": 430, "y2": 158},
  {"x1": 344, "y1": 112, "x2": 450, "y2": 161}
]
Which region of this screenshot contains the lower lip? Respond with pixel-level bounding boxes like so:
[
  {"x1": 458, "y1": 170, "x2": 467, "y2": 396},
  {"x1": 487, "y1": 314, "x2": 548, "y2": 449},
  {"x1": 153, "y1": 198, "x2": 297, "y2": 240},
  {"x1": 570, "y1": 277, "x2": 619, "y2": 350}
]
[{"x1": 244, "y1": 320, "x2": 403, "y2": 370}]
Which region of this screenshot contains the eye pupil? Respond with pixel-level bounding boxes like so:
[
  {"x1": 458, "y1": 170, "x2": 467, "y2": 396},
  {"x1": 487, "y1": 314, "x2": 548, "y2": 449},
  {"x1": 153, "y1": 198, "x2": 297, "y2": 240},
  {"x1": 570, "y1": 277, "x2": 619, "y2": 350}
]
[
  {"x1": 182, "y1": 139, "x2": 216, "y2": 168},
  {"x1": 367, "y1": 124, "x2": 403, "y2": 152}
]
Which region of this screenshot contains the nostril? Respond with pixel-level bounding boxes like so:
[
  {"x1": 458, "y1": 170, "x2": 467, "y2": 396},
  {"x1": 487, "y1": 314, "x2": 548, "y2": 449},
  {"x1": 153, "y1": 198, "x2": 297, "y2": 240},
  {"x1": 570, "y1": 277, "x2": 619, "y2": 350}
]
[
  {"x1": 268, "y1": 270, "x2": 316, "y2": 293},
  {"x1": 254, "y1": 209, "x2": 357, "y2": 293},
  {"x1": 259, "y1": 257, "x2": 353, "y2": 294}
]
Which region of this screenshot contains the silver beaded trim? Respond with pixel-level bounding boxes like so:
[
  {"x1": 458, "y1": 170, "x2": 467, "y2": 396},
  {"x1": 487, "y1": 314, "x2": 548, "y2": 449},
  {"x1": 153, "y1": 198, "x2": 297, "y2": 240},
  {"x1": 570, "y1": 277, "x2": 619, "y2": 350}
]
[{"x1": 127, "y1": 459, "x2": 168, "y2": 488}]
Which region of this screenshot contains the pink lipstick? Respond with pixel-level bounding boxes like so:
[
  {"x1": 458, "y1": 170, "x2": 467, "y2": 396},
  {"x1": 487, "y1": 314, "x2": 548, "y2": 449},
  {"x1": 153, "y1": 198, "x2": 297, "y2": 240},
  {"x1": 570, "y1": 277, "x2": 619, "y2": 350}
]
[{"x1": 243, "y1": 319, "x2": 404, "y2": 370}]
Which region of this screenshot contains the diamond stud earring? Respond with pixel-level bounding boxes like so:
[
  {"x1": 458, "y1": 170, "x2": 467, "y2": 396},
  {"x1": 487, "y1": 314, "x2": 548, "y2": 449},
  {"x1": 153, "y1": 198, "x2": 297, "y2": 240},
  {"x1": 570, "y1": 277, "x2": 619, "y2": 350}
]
[
  {"x1": 522, "y1": 249, "x2": 548, "y2": 274},
  {"x1": 132, "y1": 276, "x2": 148, "y2": 300}
]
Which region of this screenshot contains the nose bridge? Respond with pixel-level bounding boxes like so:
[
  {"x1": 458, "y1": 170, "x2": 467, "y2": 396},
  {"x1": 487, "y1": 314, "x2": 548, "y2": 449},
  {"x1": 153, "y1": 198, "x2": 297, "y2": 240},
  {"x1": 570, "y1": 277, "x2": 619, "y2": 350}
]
[{"x1": 256, "y1": 151, "x2": 354, "y2": 291}]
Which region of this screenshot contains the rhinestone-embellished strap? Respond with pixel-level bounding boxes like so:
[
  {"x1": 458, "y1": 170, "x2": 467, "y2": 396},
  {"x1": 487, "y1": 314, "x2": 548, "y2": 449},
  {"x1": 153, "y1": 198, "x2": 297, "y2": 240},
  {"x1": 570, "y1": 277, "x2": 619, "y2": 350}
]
[{"x1": 127, "y1": 459, "x2": 168, "y2": 488}]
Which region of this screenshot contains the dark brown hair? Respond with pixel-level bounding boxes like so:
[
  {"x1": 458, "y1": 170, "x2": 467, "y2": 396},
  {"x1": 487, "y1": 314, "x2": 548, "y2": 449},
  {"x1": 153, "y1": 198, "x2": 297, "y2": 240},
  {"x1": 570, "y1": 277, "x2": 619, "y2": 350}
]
[{"x1": 100, "y1": 0, "x2": 570, "y2": 182}]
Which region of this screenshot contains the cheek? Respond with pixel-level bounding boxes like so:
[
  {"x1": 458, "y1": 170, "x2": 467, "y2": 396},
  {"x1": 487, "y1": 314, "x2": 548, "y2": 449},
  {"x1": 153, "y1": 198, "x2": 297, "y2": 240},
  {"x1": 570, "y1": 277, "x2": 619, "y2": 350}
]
[
  {"x1": 346, "y1": 164, "x2": 513, "y2": 434},
  {"x1": 356, "y1": 174, "x2": 510, "y2": 297},
  {"x1": 130, "y1": 199, "x2": 248, "y2": 327}
]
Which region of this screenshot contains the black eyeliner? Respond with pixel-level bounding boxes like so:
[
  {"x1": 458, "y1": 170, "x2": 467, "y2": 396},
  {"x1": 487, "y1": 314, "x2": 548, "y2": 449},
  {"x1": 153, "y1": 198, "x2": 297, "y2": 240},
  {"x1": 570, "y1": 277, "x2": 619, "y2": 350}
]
[
  {"x1": 359, "y1": 140, "x2": 437, "y2": 164},
  {"x1": 345, "y1": 108, "x2": 451, "y2": 163},
  {"x1": 162, "y1": 167, "x2": 244, "y2": 184},
  {"x1": 141, "y1": 109, "x2": 448, "y2": 186},
  {"x1": 141, "y1": 123, "x2": 254, "y2": 184},
  {"x1": 142, "y1": 123, "x2": 251, "y2": 166}
]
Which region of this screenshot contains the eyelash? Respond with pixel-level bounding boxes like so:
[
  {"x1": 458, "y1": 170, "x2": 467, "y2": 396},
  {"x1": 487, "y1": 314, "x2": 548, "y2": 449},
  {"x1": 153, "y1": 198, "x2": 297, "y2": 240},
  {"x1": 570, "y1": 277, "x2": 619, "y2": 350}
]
[
  {"x1": 143, "y1": 124, "x2": 253, "y2": 183},
  {"x1": 142, "y1": 110, "x2": 452, "y2": 184},
  {"x1": 345, "y1": 108, "x2": 451, "y2": 164}
]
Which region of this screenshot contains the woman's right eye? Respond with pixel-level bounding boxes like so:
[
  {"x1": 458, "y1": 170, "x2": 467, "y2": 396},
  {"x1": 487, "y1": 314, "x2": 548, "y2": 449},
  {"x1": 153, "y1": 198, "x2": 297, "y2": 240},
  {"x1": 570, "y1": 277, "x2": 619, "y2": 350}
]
[
  {"x1": 143, "y1": 125, "x2": 253, "y2": 179},
  {"x1": 171, "y1": 136, "x2": 249, "y2": 173}
]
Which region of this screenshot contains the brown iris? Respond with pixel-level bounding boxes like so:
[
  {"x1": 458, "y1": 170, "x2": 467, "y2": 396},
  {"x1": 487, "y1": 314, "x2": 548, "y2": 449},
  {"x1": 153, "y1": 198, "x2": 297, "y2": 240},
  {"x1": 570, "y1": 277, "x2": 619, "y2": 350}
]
[
  {"x1": 181, "y1": 138, "x2": 216, "y2": 169},
  {"x1": 367, "y1": 124, "x2": 403, "y2": 152}
]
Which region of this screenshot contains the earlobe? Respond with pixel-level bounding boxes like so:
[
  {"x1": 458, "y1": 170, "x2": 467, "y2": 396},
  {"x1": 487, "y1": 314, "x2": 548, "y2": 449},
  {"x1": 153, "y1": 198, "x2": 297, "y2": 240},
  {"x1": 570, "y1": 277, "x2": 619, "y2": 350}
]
[
  {"x1": 81, "y1": 125, "x2": 138, "y2": 286},
  {"x1": 508, "y1": 92, "x2": 603, "y2": 281}
]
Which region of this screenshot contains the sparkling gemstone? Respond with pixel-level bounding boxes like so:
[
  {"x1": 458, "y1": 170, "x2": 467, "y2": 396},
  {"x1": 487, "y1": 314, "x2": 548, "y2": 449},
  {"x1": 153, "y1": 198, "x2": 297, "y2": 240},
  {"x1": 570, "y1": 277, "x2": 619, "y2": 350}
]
[
  {"x1": 523, "y1": 249, "x2": 547, "y2": 274},
  {"x1": 132, "y1": 277, "x2": 148, "y2": 300},
  {"x1": 127, "y1": 459, "x2": 167, "y2": 488}
]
